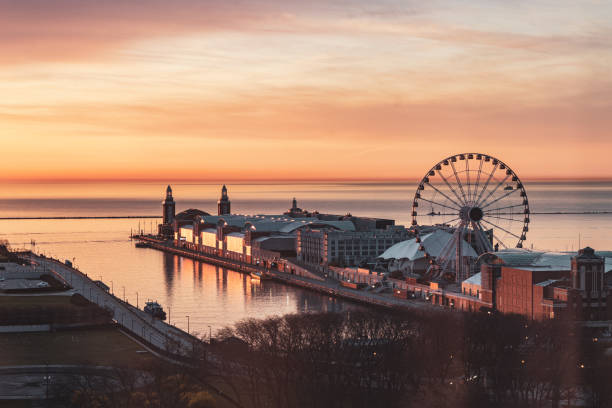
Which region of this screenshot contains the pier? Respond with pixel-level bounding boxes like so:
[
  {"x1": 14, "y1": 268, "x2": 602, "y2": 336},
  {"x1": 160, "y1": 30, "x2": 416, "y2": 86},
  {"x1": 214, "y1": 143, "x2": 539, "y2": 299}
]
[{"x1": 133, "y1": 235, "x2": 435, "y2": 311}]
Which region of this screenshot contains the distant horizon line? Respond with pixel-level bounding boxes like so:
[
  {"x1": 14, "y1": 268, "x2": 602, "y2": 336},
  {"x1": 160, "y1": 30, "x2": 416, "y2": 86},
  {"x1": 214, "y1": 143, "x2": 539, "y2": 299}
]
[{"x1": 1, "y1": 177, "x2": 612, "y2": 184}]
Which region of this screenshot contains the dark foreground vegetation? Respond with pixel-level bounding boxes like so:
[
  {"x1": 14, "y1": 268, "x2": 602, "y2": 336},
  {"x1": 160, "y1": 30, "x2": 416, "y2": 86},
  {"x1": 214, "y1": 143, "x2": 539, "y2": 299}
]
[
  {"x1": 40, "y1": 309, "x2": 612, "y2": 408},
  {"x1": 210, "y1": 310, "x2": 612, "y2": 408}
]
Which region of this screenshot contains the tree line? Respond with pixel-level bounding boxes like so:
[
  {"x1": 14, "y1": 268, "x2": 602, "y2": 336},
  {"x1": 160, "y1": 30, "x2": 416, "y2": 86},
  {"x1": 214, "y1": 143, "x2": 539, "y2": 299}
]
[{"x1": 47, "y1": 308, "x2": 612, "y2": 408}]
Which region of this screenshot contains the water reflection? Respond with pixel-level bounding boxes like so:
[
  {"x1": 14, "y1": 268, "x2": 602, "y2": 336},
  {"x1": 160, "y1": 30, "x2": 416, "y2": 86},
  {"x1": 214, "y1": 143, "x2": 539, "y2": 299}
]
[
  {"x1": 1, "y1": 181, "x2": 612, "y2": 334},
  {"x1": 162, "y1": 252, "x2": 175, "y2": 297}
]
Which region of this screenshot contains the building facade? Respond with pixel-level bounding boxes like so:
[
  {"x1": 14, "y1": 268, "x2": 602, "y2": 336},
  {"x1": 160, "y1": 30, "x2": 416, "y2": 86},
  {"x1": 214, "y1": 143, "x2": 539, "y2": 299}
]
[
  {"x1": 297, "y1": 226, "x2": 411, "y2": 269},
  {"x1": 466, "y1": 247, "x2": 612, "y2": 321}
]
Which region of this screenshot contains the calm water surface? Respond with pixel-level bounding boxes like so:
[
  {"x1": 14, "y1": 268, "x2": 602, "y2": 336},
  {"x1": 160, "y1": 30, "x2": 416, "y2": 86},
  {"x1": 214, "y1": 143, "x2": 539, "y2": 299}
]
[{"x1": 0, "y1": 181, "x2": 611, "y2": 334}]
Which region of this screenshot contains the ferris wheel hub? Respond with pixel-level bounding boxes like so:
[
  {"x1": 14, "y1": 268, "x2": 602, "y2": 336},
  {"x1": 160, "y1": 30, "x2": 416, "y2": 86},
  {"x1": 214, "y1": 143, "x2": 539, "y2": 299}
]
[{"x1": 460, "y1": 206, "x2": 484, "y2": 222}]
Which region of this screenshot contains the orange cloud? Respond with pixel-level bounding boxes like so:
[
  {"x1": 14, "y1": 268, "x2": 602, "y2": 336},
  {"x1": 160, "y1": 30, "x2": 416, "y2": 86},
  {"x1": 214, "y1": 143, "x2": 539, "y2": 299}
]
[{"x1": 1, "y1": 0, "x2": 611, "y2": 182}]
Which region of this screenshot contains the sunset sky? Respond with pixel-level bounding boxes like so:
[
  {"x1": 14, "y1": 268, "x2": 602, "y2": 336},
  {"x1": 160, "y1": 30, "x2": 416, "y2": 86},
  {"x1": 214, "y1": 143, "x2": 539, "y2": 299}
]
[{"x1": 1, "y1": 0, "x2": 611, "y2": 181}]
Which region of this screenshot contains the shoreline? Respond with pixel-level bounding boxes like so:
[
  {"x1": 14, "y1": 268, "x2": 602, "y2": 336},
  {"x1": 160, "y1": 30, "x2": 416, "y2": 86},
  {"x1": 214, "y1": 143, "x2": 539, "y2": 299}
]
[{"x1": 134, "y1": 236, "x2": 436, "y2": 312}]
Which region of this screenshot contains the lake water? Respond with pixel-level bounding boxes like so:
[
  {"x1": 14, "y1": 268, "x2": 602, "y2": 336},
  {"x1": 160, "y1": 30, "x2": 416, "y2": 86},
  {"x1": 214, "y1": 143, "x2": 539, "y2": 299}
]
[{"x1": 0, "y1": 181, "x2": 611, "y2": 334}]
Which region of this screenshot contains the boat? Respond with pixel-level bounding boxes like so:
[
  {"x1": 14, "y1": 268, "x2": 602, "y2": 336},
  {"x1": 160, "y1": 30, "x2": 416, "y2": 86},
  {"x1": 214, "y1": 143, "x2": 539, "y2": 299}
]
[
  {"x1": 250, "y1": 270, "x2": 263, "y2": 280},
  {"x1": 144, "y1": 301, "x2": 167, "y2": 320},
  {"x1": 250, "y1": 270, "x2": 272, "y2": 280}
]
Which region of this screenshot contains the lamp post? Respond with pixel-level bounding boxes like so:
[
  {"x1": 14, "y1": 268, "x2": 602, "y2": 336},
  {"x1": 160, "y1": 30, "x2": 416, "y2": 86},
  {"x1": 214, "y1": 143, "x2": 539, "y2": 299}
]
[
  {"x1": 44, "y1": 361, "x2": 50, "y2": 402},
  {"x1": 186, "y1": 315, "x2": 190, "y2": 334}
]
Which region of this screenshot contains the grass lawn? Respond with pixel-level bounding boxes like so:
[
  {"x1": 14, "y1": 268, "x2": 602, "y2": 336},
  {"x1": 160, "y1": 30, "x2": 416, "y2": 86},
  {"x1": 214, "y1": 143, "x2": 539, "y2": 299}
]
[
  {"x1": 0, "y1": 401, "x2": 33, "y2": 408},
  {"x1": 0, "y1": 327, "x2": 154, "y2": 368},
  {"x1": 0, "y1": 294, "x2": 73, "y2": 307}
]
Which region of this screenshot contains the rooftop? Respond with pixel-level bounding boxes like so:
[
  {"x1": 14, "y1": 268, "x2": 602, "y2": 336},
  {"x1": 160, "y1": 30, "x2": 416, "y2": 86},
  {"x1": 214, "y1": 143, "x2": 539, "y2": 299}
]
[
  {"x1": 482, "y1": 248, "x2": 612, "y2": 272},
  {"x1": 379, "y1": 229, "x2": 478, "y2": 261}
]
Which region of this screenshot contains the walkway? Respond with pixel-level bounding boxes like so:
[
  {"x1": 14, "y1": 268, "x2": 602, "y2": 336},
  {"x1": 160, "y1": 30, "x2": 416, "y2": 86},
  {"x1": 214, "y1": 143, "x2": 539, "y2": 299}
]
[{"x1": 28, "y1": 255, "x2": 198, "y2": 357}]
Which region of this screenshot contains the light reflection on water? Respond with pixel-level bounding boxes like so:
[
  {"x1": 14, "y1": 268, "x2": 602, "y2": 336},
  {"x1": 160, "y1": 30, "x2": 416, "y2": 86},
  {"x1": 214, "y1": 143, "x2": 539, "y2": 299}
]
[
  {"x1": 0, "y1": 181, "x2": 611, "y2": 333},
  {"x1": 0, "y1": 218, "x2": 356, "y2": 335}
]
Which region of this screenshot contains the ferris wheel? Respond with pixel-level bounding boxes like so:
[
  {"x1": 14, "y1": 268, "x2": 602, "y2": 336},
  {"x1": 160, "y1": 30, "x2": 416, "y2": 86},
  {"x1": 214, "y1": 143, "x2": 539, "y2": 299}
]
[{"x1": 412, "y1": 153, "x2": 529, "y2": 282}]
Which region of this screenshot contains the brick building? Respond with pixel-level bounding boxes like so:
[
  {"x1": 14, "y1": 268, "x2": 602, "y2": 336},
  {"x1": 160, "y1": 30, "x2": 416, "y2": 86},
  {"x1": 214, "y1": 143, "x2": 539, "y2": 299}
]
[{"x1": 473, "y1": 247, "x2": 612, "y2": 321}]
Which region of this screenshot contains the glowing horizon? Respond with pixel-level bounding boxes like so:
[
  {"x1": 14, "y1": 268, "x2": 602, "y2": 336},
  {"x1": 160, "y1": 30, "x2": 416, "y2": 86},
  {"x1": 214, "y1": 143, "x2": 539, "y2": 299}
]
[{"x1": 1, "y1": 0, "x2": 611, "y2": 182}]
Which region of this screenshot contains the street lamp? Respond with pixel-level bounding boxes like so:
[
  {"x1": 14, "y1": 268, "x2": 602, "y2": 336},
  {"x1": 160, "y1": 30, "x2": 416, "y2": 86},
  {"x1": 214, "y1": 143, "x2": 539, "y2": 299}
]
[
  {"x1": 44, "y1": 361, "x2": 51, "y2": 401},
  {"x1": 186, "y1": 315, "x2": 190, "y2": 334}
]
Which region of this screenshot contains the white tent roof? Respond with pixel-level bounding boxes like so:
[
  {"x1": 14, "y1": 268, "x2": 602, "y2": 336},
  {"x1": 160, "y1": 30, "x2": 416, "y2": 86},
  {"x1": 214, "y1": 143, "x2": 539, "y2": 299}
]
[{"x1": 379, "y1": 229, "x2": 478, "y2": 261}]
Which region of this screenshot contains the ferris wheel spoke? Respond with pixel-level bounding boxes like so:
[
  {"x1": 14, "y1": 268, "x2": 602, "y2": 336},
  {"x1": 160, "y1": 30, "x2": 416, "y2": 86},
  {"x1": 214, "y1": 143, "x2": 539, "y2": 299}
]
[
  {"x1": 476, "y1": 173, "x2": 510, "y2": 208},
  {"x1": 418, "y1": 197, "x2": 462, "y2": 213},
  {"x1": 471, "y1": 221, "x2": 493, "y2": 253},
  {"x1": 455, "y1": 223, "x2": 470, "y2": 280},
  {"x1": 484, "y1": 214, "x2": 524, "y2": 223},
  {"x1": 425, "y1": 182, "x2": 463, "y2": 210},
  {"x1": 450, "y1": 161, "x2": 469, "y2": 204},
  {"x1": 492, "y1": 233, "x2": 509, "y2": 250},
  {"x1": 480, "y1": 186, "x2": 519, "y2": 210},
  {"x1": 436, "y1": 229, "x2": 462, "y2": 273},
  {"x1": 471, "y1": 158, "x2": 484, "y2": 205},
  {"x1": 440, "y1": 216, "x2": 462, "y2": 226},
  {"x1": 465, "y1": 158, "x2": 471, "y2": 204},
  {"x1": 474, "y1": 163, "x2": 499, "y2": 205},
  {"x1": 483, "y1": 203, "x2": 526, "y2": 213},
  {"x1": 437, "y1": 239, "x2": 456, "y2": 266},
  {"x1": 437, "y1": 170, "x2": 466, "y2": 206},
  {"x1": 480, "y1": 219, "x2": 522, "y2": 241},
  {"x1": 477, "y1": 221, "x2": 509, "y2": 250},
  {"x1": 434, "y1": 222, "x2": 464, "y2": 266}
]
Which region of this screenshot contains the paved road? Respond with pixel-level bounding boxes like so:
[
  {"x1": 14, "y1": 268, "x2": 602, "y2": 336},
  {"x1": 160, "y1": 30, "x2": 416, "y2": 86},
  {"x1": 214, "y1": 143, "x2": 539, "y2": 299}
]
[{"x1": 29, "y1": 255, "x2": 197, "y2": 356}]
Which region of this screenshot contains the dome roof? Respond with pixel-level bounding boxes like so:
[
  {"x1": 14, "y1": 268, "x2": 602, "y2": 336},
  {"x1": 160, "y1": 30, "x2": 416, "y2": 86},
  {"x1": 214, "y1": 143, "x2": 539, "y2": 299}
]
[{"x1": 379, "y1": 229, "x2": 478, "y2": 261}]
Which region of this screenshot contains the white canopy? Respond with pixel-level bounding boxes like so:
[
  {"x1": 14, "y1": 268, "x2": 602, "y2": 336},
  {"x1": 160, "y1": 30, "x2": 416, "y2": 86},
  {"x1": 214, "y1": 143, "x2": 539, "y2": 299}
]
[{"x1": 379, "y1": 229, "x2": 478, "y2": 261}]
